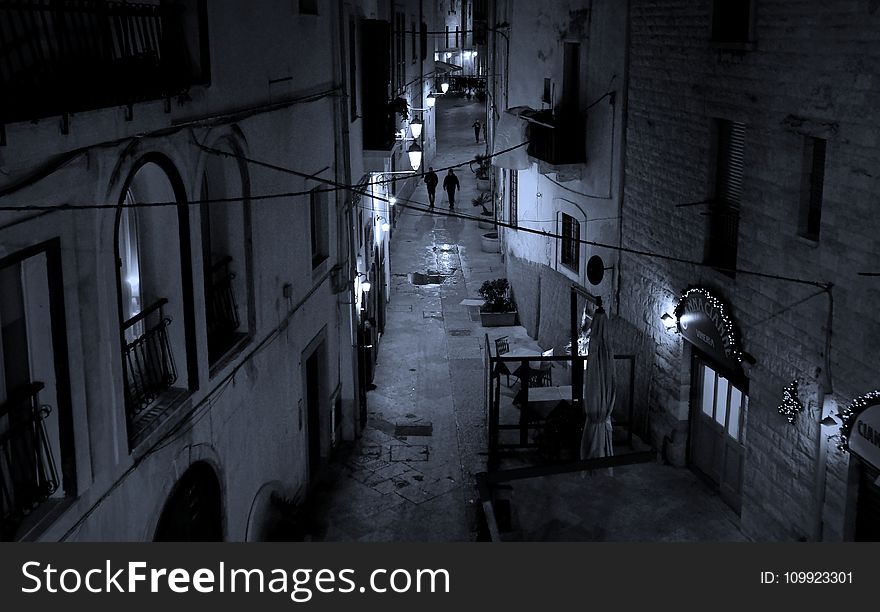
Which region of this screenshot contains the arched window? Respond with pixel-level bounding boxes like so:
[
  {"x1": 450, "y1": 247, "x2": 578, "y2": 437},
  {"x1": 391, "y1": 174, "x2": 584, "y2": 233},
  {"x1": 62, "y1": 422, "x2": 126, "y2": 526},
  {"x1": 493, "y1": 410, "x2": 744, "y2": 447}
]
[
  {"x1": 116, "y1": 158, "x2": 196, "y2": 448},
  {"x1": 200, "y1": 144, "x2": 251, "y2": 367}
]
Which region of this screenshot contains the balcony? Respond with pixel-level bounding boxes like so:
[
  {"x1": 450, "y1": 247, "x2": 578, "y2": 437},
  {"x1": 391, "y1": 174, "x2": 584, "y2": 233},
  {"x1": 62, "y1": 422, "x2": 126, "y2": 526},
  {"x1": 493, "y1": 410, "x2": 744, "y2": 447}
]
[
  {"x1": 1, "y1": 382, "x2": 59, "y2": 541},
  {"x1": 123, "y1": 298, "x2": 178, "y2": 445},
  {"x1": 206, "y1": 256, "x2": 244, "y2": 364},
  {"x1": 0, "y1": 0, "x2": 208, "y2": 124},
  {"x1": 525, "y1": 110, "x2": 586, "y2": 167}
]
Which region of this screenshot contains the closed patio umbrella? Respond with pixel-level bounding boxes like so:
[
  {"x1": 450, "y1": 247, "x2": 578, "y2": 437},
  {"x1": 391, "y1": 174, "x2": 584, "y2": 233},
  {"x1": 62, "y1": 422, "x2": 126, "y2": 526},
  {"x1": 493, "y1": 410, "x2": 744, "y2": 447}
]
[{"x1": 580, "y1": 305, "x2": 616, "y2": 474}]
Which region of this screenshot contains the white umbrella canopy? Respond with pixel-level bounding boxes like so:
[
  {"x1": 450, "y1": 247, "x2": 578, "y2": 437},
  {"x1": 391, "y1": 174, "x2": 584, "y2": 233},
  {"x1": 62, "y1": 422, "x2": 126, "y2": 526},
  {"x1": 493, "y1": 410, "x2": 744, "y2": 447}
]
[{"x1": 580, "y1": 306, "x2": 616, "y2": 473}]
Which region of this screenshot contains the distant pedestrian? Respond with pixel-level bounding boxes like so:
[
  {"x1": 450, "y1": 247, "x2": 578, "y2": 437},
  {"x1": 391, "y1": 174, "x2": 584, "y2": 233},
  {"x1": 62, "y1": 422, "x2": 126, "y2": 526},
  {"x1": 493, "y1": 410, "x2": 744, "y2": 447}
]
[
  {"x1": 472, "y1": 120, "x2": 481, "y2": 143},
  {"x1": 423, "y1": 167, "x2": 439, "y2": 207},
  {"x1": 443, "y1": 169, "x2": 460, "y2": 210}
]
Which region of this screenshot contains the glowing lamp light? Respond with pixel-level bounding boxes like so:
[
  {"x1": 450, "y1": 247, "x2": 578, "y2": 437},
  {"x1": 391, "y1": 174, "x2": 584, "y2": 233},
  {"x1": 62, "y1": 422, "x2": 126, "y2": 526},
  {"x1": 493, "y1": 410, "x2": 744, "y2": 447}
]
[
  {"x1": 441, "y1": 82, "x2": 450, "y2": 94},
  {"x1": 389, "y1": 196, "x2": 397, "y2": 207},
  {"x1": 661, "y1": 312, "x2": 677, "y2": 331},
  {"x1": 426, "y1": 94, "x2": 436, "y2": 108},
  {"x1": 407, "y1": 142, "x2": 423, "y2": 171},
  {"x1": 377, "y1": 216, "x2": 391, "y2": 233},
  {"x1": 362, "y1": 280, "x2": 372, "y2": 293},
  {"x1": 409, "y1": 116, "x2": 423, "y2": 139}
]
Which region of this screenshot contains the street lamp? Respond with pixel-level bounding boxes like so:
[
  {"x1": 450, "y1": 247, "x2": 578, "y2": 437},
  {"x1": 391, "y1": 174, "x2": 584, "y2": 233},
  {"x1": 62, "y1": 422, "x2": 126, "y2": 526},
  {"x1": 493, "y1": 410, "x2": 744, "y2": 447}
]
[
  {"x1": 661, "y1": 312, "x2": 677, "y2": 331},
  {"x1": 407, "y1": 142, "x2": 423, "y2": 171},
  {"x1": 409, "y1": 116, "x2": 423, "y2": 139},
  {"x1": 440, "y1": 82, "x2": 450, "y2": 94},
  {"x1": 377, "y1": 216, "x2": 391, "y2": 233},
  {"x1": 356, "y1": 272, "x2": 371, "y2": 293},
  {"x1": 426, "y1": 94, "x2": 436, "y2": 108}
]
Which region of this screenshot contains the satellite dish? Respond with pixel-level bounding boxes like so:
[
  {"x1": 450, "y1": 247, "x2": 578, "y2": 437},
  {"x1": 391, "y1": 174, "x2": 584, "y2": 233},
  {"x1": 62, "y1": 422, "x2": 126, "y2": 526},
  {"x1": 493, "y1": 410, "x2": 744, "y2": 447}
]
[{"x1": 587, "y1": 255, "x2": 607, "y2": 286}]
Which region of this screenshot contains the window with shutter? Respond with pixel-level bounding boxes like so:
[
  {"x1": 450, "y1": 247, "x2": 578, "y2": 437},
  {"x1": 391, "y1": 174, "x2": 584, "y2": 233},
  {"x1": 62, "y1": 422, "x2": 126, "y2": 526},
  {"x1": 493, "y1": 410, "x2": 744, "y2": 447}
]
[{"x1": 705, "y1": 120, "x2": 745, "y2": 275}]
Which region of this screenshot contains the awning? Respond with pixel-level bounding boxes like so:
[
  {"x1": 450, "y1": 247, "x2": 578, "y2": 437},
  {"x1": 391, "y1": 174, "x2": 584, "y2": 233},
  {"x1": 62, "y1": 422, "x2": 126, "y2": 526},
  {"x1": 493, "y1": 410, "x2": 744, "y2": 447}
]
[{"x1": 434, "y1": 60, "x2": 463, "y2": 74}]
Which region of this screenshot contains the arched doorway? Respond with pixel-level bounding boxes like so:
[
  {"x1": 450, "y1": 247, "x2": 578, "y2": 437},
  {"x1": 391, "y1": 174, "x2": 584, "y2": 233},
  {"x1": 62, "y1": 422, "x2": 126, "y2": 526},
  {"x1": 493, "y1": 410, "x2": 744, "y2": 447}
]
[{"x1": 154, "y1": 461, "x2": 223, "y2": 541}]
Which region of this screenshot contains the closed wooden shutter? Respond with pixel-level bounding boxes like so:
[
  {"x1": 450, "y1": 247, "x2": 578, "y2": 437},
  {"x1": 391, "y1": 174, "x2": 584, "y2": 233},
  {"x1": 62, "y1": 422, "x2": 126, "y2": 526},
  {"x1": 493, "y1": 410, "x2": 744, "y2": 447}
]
[{"x1": 716, "y1": 120, "x2": 745, "y2": 206}]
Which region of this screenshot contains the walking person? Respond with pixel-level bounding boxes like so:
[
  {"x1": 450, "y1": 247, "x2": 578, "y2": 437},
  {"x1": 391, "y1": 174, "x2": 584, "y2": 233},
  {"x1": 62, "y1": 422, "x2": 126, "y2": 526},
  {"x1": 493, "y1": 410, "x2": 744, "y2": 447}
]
[
  {"x1": 472, "y1": 120, "x2": 481, "y2": 143},
  {"x1": 443, "y1": 169, "x2": 460, "y2": 210},
  {"x1": 423, "y1": 167, "x2": 439, "y2": 208}
]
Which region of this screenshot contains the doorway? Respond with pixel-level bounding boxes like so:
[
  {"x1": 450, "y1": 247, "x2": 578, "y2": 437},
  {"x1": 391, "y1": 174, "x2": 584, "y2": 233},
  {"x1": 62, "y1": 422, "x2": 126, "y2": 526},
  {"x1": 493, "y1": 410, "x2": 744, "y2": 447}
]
[
  {"x1": 855, "y1": 463, "x2": 880, "y2": 541},
  {"x1": 303, "y1": 334, "x2": 328, "y2": 480},
  {"x1": 689, "y1": 353, "x2": 747, "y2": 512},
  {"x1": 154, "y1": 462, "x2": 223, "y2": 541}
]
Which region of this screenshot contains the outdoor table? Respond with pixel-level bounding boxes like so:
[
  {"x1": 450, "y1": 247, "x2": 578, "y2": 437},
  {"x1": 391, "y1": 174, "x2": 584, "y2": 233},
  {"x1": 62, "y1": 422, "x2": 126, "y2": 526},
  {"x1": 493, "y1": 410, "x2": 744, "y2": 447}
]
[
  {"x1": 516, "y1": 385, "x2": 573, "y2": 420},
  {"x1": 503, "y1": 346, "x2": 552, "y2": 370}
]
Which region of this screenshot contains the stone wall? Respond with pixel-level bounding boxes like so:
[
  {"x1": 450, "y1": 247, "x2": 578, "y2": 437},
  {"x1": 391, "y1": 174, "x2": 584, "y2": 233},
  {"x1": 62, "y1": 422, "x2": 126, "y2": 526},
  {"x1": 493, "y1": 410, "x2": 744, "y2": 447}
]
[{"x1": 620, "y1": 0, "x2": 880, "y2": 541}]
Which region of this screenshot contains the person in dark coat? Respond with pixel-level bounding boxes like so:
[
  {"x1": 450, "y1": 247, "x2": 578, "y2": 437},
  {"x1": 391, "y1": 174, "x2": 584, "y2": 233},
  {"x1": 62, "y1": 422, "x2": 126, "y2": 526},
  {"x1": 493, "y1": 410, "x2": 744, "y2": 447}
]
[
  {"x1": 472, "y1": 120, "x2": 481, "y2": 143},
  {"x1": 423, "y1": 167, "x2": 439, "y2": 207},
  {"x1": 443, "y1": 169, "x2": 460, "y2": 210}
]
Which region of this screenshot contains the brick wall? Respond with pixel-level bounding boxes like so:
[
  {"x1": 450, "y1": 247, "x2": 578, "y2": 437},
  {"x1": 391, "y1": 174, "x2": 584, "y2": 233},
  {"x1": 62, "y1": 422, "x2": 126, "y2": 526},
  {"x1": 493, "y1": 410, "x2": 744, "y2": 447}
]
[{"x1": 621, "y1": 0, "x2": 880, "y2": 540}]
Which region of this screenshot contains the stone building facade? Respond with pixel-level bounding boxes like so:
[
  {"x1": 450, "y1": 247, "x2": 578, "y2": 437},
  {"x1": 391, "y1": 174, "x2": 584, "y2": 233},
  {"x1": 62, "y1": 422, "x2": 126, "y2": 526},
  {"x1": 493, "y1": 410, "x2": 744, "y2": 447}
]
[
  {"x1": 486, "y1": 0, "x2": 880, "y2": 541},
  {"x1": 0, "y1": 0, "x2": 407, "y2": 541},
  {"x1": 618, "y1": 0, "x2": 880, "y2": 541}
]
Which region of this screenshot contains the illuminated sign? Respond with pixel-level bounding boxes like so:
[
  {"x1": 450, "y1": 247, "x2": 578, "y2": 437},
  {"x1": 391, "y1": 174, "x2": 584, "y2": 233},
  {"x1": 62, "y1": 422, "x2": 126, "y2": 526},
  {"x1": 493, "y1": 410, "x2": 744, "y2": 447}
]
[
  {"x1": 841, "y1": 392, "x2": 880, "y2": 470},
  {"x1": 675, "y1": 287, "x2": 742, "y2": 368}
]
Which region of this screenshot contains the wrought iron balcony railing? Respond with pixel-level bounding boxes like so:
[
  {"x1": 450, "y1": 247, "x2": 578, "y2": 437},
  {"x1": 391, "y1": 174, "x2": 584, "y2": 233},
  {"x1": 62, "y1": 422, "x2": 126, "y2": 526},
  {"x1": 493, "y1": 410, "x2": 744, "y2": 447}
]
[
  {"x1": 123, "y1": 298, "x2": 177, "y2": 436},
  {"x1": 526, "y1": 111, "x2": 587, "y2": 166},
  {"x1": 0, "y1": 0, "x2": 205, "y2": 124},
  {"x1": 1, "y1": 382, "x2": 59, "y2": 541},
  {"x1": 206, "y1": 255, "x2": 242, "y2": 363}
]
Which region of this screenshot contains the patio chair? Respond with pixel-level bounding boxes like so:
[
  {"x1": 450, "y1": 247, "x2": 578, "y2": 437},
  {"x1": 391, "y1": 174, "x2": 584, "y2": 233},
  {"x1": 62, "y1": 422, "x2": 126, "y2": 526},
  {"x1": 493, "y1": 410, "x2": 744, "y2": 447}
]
[
  {"x1": 528, "y1": 368, "x2": 552, "y2": 388},
  {"x1": 494, "y1": 336, "x2": 513, "y2": 386}
]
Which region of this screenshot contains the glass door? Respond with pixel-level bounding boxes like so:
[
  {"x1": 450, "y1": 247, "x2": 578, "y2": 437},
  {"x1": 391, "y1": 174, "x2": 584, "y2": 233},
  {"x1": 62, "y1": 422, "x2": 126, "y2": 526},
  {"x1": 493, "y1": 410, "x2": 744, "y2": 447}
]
[{"x1": 690, "y1": 355, "x2": 747, "y2": 512}]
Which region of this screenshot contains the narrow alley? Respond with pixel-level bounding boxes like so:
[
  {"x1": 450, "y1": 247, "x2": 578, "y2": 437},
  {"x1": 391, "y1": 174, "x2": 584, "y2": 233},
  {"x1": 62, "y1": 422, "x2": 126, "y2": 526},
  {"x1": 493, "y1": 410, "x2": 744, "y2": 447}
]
[{"x1": 304, "y1": 98, "x2": 501, "y2": 541}]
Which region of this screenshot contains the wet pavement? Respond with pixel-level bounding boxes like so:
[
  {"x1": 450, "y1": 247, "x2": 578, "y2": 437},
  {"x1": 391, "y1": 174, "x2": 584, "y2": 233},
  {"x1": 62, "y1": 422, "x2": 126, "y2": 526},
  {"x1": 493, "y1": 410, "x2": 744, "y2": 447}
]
[
  {"x1": 303, "y1": 98, "x2": 500, "y2": 541},
  {"x1": 302, "y1": 98, "x2": 748, "y2": 542}
]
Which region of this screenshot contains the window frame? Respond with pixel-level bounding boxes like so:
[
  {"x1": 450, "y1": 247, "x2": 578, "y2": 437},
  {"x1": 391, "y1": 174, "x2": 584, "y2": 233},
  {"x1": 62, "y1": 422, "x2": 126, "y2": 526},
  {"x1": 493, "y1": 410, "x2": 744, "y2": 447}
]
[
  {"x1": 0, "y1": 238, "x2": 77, "y2": 540},
  {"x1": 710, "y1": 0, "x2": 756, "y2": 49},
  {"x1": 310, "y1": 187, "x2": 330, "y2": 269},
  {"x1": 560, "y1": 212, "x2": 580, "y2": 274},
  {"x1": 508, "y1": 170, "x2": 518, "y2": 228},
  {"x1": 705, "y1": 119, "x2": 745, "y2": 276},
  {"x1": 798, "y1": 136, "x2": 826, "y2": 242}
]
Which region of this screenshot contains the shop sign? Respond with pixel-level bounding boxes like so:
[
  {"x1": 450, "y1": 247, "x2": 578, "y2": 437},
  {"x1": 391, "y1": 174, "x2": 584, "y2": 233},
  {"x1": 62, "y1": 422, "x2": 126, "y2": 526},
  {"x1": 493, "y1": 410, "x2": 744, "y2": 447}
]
[
  {"x1": 675, "y1": 287, "x2": 741, "y2": 368},
  {"x1": 841, "y1": 393, "x2": 880, "y2": 470}
]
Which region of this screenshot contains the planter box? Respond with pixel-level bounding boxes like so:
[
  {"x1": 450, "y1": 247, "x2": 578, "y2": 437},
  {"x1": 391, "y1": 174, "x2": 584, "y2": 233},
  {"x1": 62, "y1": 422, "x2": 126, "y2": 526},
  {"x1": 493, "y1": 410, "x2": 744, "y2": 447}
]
[
  {"x1": 478, "y1": 216, "x2": 495, "y2": 230},
  {"x1": 480, "y1": 311, "x2": 518, "y2": 327},
  {"x1": 476, "y1": 178, "x2": 491, "y2": 192}
]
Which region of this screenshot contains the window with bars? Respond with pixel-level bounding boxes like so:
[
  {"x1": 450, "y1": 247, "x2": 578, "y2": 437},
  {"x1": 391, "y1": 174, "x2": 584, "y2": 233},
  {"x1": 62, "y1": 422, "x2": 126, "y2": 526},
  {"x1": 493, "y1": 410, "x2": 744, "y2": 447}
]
[
  {"x1": 509, "y1": 171, "x2": 518, "y2": 228},
  {"x1": 799, "y1": 137, "x2": 826, "y2": 241},
  {"x1": 561, "y1": 213, "x2": 580, "y2": 273},
  {"x1": 705, "y1": 120, "x2": 745, "y2": 275}
]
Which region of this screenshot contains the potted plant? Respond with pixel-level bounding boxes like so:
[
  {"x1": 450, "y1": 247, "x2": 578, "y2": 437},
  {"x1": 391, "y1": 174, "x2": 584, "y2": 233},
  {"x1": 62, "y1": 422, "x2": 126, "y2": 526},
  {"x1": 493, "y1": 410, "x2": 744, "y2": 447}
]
[
  {"x1": 472, "y1": 191, "x2": 495, "y2": 229},
  {"x1": 481, "y1": 231, "x2": 501, "y2": 253},
  {"x1": 471, "y1": 154, "x2": 492, "y2": 192},
  {"x1": 478, "y1": 279, "x2": 517, "y2": 327}
]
